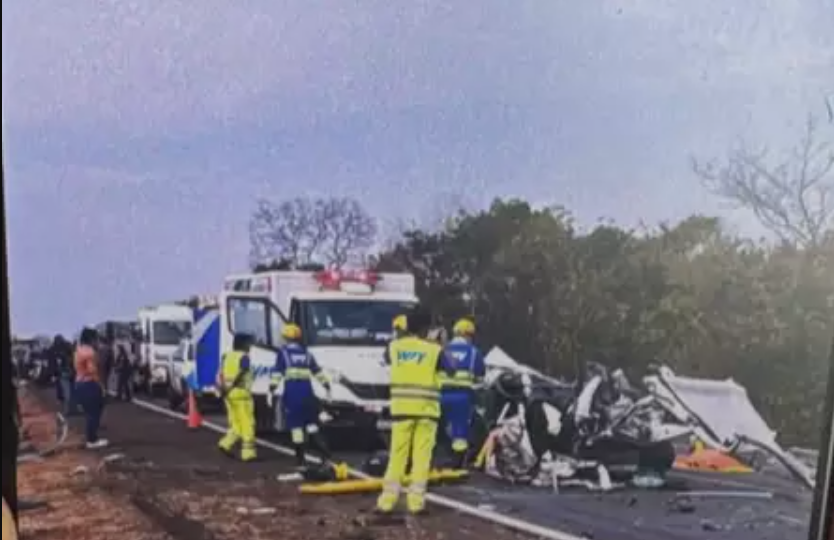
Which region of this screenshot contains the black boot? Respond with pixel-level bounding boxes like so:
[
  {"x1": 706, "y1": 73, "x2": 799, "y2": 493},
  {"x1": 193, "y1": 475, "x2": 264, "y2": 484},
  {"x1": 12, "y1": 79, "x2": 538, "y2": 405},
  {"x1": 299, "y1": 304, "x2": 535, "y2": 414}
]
[
  {"x1": 311, "y1": 432, "x2": 332, "y2": 463},
  {"x1": 294, "y1": 444, "x2": 307, "y2": 468},
  {"x1": 454, "y1": 450, "x2": 468, "y2": 470}
]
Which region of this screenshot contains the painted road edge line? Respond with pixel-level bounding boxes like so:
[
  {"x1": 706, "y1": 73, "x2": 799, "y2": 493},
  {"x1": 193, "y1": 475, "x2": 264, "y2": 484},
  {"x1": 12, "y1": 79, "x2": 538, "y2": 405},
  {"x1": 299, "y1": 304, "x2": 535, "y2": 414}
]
[{"x1": 128, "y1": 397, "x2": 587, "y2": 540}]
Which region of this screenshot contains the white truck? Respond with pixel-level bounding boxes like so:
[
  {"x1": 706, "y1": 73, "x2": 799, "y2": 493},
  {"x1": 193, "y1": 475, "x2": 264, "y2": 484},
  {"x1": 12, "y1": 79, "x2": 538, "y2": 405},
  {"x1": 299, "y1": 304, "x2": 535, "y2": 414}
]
[
  {"x1": 166, "y1": 301, "x2": 222, "y2": 411},
  {"x1": 137, "y1": 304, "x2": 194, "y2": 394},
  {"x1": 202, "y1": 269, "x2": 418, "y2": 436}
]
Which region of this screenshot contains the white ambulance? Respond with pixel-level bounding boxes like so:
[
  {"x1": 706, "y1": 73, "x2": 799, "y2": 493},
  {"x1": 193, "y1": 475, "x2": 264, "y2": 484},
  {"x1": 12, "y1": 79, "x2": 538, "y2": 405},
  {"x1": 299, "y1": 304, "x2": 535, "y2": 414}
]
[{"x1": 217, "y1": 269, "x2": 417, "y2": 436}]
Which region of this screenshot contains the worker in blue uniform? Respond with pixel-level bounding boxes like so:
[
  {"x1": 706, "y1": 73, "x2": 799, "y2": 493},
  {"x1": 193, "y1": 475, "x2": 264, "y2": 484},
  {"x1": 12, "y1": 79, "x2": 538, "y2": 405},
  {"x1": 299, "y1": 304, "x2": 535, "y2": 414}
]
[
  {"x1": 439, "y1": 318, "x2": 485, "y2": 469},
  {"x1": 217, "y1": 333, "x2": 257, "y2": 462},
  {"x1": 270, "y1": 323, "x2": 333, "y2": 468}
]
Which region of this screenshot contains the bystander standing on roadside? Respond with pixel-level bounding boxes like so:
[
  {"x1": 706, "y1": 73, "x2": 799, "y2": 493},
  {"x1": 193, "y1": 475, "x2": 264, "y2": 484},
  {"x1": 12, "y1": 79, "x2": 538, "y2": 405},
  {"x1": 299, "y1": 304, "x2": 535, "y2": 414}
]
[
  {"x1": 98, "y1": 336, "x2": 114, "y2": 396},
  {"x1": 50, "y1": 335, "x2": 78, "y2": 417},
  {"x1": 74, "y1": 328, "x2": 108, "y2": 449},
  {"x1": 114, "y1": 341, "x2": 133, "y2": 401}
]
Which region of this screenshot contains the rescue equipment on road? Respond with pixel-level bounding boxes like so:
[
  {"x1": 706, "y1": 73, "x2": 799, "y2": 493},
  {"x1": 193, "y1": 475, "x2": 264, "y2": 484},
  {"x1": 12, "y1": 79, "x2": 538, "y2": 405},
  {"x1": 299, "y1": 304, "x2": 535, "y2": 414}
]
[
  {"x1": 299, "y1": 469, "x2": 469, "y2": 495},
  {"x1": 277, "y1": 461, "x2": 352, "y2": 483},
  {"x1": 674, "y1": 446, "x2": 753, "y2": 473}
]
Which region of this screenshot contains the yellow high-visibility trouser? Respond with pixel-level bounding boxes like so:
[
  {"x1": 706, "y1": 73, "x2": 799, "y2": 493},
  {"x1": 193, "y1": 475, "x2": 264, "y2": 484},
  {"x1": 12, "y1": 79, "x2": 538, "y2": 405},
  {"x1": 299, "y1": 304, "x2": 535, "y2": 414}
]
[
  {"x1": 377, "y1": 418, "x2": 438, "y2": 514},
  {"x1": 218, "y1": 390, "x2": 256, "y2": 461}
]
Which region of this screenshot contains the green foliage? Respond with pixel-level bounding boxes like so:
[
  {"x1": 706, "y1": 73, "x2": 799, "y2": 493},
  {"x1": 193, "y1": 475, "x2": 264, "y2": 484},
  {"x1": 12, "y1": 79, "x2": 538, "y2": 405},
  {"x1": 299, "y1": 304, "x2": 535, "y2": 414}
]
[{"x1": 375, "y1": 199, "x2": 834, "y2": 446}]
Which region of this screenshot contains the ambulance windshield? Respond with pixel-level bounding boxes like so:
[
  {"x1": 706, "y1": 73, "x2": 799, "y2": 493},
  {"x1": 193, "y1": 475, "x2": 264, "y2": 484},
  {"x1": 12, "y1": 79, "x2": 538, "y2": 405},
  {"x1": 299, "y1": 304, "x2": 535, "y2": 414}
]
[{"x1": 301, "y1": 300, "x2": 414, "y2": 347}]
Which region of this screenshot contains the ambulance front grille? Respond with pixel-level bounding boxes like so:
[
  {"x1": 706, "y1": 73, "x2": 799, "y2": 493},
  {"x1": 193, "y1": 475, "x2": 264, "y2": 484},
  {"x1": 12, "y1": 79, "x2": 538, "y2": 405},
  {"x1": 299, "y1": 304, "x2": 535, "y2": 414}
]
[{"x1": 342, "y1": 382, "x2": 390, "y2": 401}]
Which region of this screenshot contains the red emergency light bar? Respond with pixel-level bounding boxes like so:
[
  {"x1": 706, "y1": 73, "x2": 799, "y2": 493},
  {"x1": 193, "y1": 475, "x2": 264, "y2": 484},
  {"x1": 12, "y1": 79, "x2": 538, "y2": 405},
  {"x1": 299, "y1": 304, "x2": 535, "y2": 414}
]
[{"x1": 314, "y1": 269, "x2": 380, "y2": 290}]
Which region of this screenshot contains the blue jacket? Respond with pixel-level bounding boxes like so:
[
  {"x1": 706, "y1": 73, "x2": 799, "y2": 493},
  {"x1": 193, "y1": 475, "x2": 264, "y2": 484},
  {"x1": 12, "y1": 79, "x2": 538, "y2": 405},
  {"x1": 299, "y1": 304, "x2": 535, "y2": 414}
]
[
  {"x1": 272, "y1": 343, "x2": 327, "y2": 399},
  {"x1": 440, "y1": 337, "x2": 485, "y2": 395}
]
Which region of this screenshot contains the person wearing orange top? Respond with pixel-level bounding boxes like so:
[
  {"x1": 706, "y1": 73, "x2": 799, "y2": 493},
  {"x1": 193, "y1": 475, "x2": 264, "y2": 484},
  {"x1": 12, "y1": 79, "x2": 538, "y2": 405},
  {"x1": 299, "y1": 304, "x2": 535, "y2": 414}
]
[{"x1": 74, "y1": 328, "x2": 108, "y2": 449}]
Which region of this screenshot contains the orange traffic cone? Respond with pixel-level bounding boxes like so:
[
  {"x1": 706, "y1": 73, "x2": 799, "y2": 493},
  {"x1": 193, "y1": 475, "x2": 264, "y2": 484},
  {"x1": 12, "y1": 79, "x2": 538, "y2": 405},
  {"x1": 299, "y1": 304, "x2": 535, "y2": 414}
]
[{"x1": 187, "y1": 391, "x2": 203, "y2": 429}]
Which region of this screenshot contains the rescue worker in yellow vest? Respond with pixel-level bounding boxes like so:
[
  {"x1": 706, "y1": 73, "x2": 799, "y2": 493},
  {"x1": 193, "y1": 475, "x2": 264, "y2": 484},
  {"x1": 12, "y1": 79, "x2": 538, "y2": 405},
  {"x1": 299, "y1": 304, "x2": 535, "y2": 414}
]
[
  {"x1": 377, "y1": 308, "x2": 455, "y2": 516},
  {"x1": 269, "y1": 323, "x2": 333, "y2": 468},
  {"x1": 217, "y1": 333, "x2": 257, "y2": 462},
  {"x1": 439, "y1": 318, "x2": 485, "y2": 469}
]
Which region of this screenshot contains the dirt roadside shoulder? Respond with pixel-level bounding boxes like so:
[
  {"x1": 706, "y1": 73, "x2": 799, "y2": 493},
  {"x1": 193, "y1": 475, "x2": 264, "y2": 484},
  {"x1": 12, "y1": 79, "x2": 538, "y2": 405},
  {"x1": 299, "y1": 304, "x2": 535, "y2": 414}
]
[
  {"x1": 16, "y1": 387, "x2": 533, "y2": 540},
  {"x1": 16, "y1": 386, "x2": 171, "y2": 540}
]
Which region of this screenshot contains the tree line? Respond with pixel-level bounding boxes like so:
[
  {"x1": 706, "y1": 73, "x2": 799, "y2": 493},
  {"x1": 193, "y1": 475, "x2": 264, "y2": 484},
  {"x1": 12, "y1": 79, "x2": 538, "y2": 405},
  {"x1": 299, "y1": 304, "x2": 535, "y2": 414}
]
[{"x1": 249, "y1": 117, "x2": 833, "y2": 447}]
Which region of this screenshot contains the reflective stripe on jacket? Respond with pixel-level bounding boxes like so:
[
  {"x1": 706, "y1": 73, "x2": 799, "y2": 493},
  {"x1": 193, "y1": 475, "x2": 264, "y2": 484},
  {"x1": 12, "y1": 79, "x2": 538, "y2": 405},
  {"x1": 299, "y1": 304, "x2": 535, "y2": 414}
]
[
  {"x1": 220, "y1": 351, "x2": 253, "y2": 398},
  {"x1": 389, "y1": 336, "x2": 442, "y2": 419},
  {"x1": 439, "y1": 338, "x2": 485, "y2": 391}
]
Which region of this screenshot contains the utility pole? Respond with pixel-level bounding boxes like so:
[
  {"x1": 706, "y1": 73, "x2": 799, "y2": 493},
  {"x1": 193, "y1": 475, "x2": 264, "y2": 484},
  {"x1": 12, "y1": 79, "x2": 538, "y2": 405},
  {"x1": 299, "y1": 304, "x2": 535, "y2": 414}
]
[
  {"x1": 809, "y1": 333, "x2": 834, "y2": 540},
  {"x1": 1, "y1": 148, "x2": 18, "y2": 524}
]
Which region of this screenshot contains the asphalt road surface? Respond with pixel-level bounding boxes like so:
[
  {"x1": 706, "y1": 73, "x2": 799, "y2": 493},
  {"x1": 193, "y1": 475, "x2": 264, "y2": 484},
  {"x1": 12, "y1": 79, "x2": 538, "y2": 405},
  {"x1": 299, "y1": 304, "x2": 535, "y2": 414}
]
[
  {"x1": 106, "y1": 392, "x2": 816, "y2": 540},
  {"x1": 27, "y1": 390, "x2": 532, "y2": 540}
]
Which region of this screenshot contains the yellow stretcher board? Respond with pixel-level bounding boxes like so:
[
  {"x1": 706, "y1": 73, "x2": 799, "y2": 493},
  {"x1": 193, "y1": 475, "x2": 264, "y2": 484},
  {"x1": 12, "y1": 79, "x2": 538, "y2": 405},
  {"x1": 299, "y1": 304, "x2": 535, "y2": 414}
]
[{"x1": 299, "y1": 469, "x2": 468, "y2": 495}]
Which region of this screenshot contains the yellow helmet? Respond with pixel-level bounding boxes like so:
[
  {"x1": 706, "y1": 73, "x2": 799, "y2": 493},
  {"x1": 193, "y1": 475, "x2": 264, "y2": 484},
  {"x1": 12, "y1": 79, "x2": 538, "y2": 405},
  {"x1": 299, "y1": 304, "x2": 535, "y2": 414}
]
[
  {"x1": 392, "y1": 315, "x2": 407, "y2": 332},
  {"x1": 281, "y1": 323, "x2": 302, "y2": 341},
  {"x1": 453, "y1": 318, "x2": 475, "y2": 336}
]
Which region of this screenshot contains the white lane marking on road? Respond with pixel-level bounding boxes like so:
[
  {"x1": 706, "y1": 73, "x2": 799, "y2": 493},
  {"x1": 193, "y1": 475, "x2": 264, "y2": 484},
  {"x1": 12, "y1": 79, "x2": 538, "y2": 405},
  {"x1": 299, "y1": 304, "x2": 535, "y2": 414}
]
[
  {"x1": 128, "y1": 397, "x2": 588, "y2": 540},
  {"x1": 671, "y1": 469, "x2": 809, "y2": 495}
]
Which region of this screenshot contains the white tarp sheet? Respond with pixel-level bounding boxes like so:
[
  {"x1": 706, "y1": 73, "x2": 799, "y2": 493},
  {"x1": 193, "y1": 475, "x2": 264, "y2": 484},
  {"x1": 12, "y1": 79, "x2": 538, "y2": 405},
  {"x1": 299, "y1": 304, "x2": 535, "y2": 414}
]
[
  {"x1": 484, "y1": 347, "x2": 572, "y2": 389},
  {"x1": 656, "y1": 370, "x2": 777, "y2": 447},
  {"x1": 484, "y1": 346, "x2": 524, "y2": 370}
]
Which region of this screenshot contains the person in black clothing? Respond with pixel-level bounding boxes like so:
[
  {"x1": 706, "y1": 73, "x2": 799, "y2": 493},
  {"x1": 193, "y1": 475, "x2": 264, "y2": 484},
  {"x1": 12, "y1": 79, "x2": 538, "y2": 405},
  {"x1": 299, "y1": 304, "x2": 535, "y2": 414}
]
[
  {"x1": 99, "y1": 337, "x2": 114, "y2": 396},
  {"x1": 50, "y1": 335, "x2": 78, "y2": 416},
  {"x1": 114, "y1": 343, "x2": 133, "y2": 401}
]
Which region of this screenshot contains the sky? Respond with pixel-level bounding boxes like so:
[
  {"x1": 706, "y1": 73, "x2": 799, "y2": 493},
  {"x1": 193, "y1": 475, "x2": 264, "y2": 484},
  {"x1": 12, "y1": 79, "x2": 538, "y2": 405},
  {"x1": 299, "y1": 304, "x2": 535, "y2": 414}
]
[{"x1": 2, "y1": 1, "x2": 833, "y2": 335}]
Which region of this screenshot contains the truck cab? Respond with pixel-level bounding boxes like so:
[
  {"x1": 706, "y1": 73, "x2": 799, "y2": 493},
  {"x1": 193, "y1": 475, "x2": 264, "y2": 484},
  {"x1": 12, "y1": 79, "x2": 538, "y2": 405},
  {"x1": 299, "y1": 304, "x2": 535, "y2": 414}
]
[
  {"x1": 137, "y1": 304, "x2": 194, "y2": 394},
  {"x1": 166, "y1": 303, "x2": 223, "y2": 410},
  {"x1": 218, "y1": 269, "x2": 417, "y2": 435}
]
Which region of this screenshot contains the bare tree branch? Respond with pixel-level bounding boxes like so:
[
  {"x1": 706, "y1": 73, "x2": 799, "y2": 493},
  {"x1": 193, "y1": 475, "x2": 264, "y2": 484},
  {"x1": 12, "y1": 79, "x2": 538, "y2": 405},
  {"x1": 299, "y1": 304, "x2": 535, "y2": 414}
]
[
  {"x1": 249, "y1": 198, "x2": 305, "y2": 268},
  {"x1": 249, "y1": 196, "x2": 377, "y2": 270},
  {"x1": 694, "y1": 115, "x2": 833, "y2": 248},
  {"x1": 320, "y1": 197, "x2": 378, "y2": 268}
]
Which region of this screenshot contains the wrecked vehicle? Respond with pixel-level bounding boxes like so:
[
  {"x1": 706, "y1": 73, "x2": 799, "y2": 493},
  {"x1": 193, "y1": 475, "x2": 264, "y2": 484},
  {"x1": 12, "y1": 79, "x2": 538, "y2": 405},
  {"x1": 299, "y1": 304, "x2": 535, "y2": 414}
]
[
  {"x1": 471, "y1": 348, "x2": 816, "y2": 492},
  {"x1": 472, "y1": 349, "x2": 685, "y2": 490}
]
